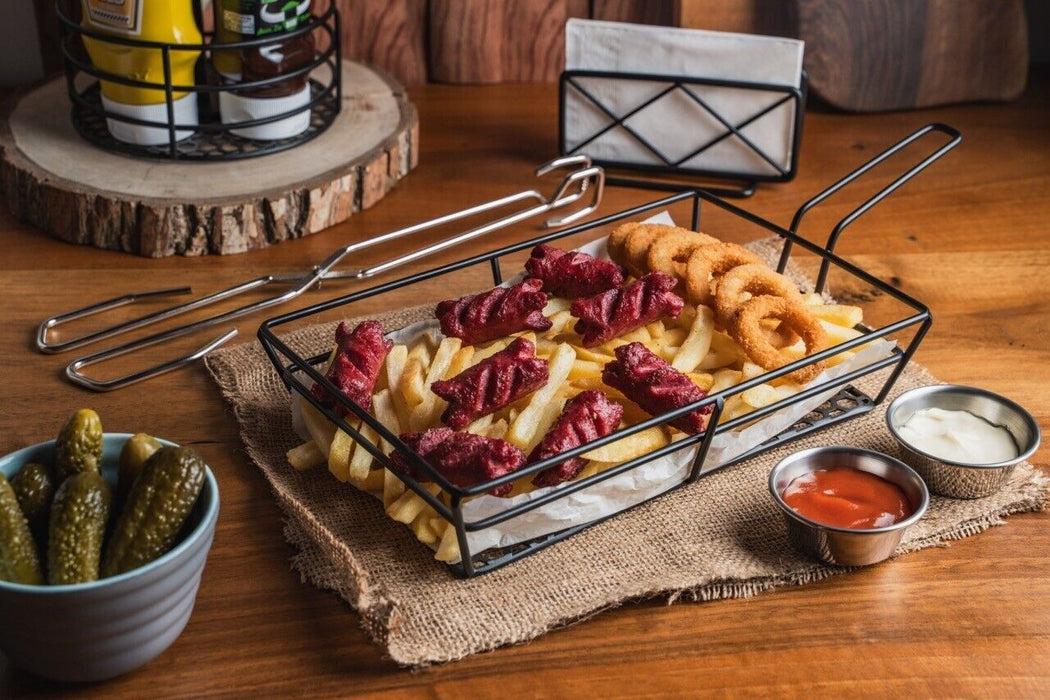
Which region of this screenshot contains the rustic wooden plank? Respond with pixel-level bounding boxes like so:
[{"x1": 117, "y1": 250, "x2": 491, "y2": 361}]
[
  {"x1": 591, "y1": 0, "x2": 675, "y2": 25},
  {"x1": 799, "y1": 0, "x2": 1029, "y2": 111},
  {"x1": 675, "y1": 0, "x2": 796, "y2": 36},
  {"x1": 336, "y1": 0, "x2": 428, "y2": 86},
  {"x1": 429, "y1": 0, "x2": 570, "y2": 83}
]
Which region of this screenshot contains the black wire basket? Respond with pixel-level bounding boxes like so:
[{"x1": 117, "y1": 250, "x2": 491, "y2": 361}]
[
  {"x1": 258, "y1": 123, "x2": 960, "y2": 578},
  {"x1": 55, "y1": 0, "x2": 341, "y2": 160}
]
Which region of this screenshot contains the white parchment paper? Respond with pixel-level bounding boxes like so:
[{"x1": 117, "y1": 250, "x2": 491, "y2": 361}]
[{"x1": 564, "y1": 19, "x2": 804, "y2": 177}]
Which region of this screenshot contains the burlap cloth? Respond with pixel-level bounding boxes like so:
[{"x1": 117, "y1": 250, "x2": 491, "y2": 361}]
[{"x1": 205, "y1": 239, "x2": 1048, "y2": 667}]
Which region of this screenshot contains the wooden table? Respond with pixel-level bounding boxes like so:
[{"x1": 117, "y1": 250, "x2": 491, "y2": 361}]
[{"x1": 2, "y1": 68, "x2": 1048, "y2": 696}]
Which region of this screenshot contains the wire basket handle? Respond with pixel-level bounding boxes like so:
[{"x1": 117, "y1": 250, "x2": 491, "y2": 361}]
[{"x1": 776, "y1": 123, "x2": 961, "y2": 292}]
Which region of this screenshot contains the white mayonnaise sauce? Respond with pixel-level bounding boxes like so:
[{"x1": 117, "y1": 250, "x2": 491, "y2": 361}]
[{"x1": 897, "y1": 407, "x2": 1018, "y2": 464}]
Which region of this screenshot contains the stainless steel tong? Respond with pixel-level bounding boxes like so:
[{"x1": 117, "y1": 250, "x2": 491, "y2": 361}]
[{"x1": 39, "y1": 156, "x2": 605, "y2": 391}]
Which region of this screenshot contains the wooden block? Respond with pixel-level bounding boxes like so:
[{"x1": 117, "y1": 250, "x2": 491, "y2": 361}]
[
  {"x1": 337, "y1": 0, "x2": 428, "y2": 85},
  {"x1": 799, "y1": 0, "x2": 1029, "y2": 112}
]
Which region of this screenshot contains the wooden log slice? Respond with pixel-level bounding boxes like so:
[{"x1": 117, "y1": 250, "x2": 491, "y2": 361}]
[{"x1": 0, "y1": 60, "x2": 418, "y2": 257}]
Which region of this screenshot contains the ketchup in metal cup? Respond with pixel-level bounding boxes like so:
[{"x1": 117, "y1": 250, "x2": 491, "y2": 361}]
[{"x1": 781, "y1": 467, "x2": 913, "y2": 529}]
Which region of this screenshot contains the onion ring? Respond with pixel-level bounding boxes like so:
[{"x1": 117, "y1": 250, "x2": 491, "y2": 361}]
[
  {"x1": 684, "y1": 242, "x2": 764, "y2": 305},
  {"x1": 607, "y1": 222, "x2": 641, "y2": 267},
  {"x1": 732, "y1": 295, "x2": 827, "y2": 384},
  {"x1": 623, "y1": 224, "x2": 675, "y2": 277},
  {"x1": 713, "y1": 263, "x2": 803, "y2": 324},
  {"x1": 645, "y1": 229, "x2": 720, "y2": 280}
]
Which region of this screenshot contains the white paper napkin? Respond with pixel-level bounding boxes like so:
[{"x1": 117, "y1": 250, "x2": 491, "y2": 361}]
[{"x1": 564, "y1": 19, "x2": 804, "y2": 178}]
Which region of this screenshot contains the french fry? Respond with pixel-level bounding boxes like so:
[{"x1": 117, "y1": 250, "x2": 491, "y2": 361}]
[
  {"x1": 809, "y1": 303, "x2": 864, "y2": 329},
  {"x1": 444, "y1": 345, "x2": 475, "y2": 379},
  {"x1": 371, "y1": 389, "x2": 401, "y2": 454},
  {"x1": 671, "y1": 305, "x2": 714, "y2": 372},
  {"x1": 384, "y1": 344, "x2": 410, "y2": 426},
  {"x1": 383, "y1": 468, "x2": 406, "y2": 509},
  {"x1": 741, "y1": 361, "x2": 767, "y2": 380},
  {"x1": 568, "y1": 359, "x2": 604, "y2": 381},
  {"x1": 411, "y1": 336, "x2": 462, "y2": 430},
  {"x1": 398, "y1": 356, "x2": 429, "y2": 410},
  {"x1": 347, "y1": 422, "x2": 379, "y2": 484},
  {"x1": 687, "y1": 372, "x2": 714, "y2": 391},
  {"x1": 299, "y1": 399, "x2": 337, "y2": 455},
  {"x1": 386, "y1": 484, "x2": 441, "y2": 525},
  {"x1": 465, "y1": 414, "x2": 494, "y2": 434},
  {"x1": 543, "y1": 296, "x2": 573, "y2": 315},
  {"x1": 411, "y1": 511, "x2": 439, "y2": 545},
  {"x1": 434, "y1": 523, "x2": 461, "y2": 562},
  {"x1": 506, "y1": 343, "x2": 576, "y2": 450},
  {"x1": 328, "y1": 425, "x2": 356, "y2": 482},
  {"x1": 286, "y1": 441, "x2": 324, "y2": 471},
  {"x1": 545, "y1": 310, "x2": 576, "y2": 337},
  {"x1": 580, "y1": 425, "x2": 669, "y2": 463},
  {"x1": 571, "y1": 345, "x2": 615, "y2": 364},
  {"x1": 481, "y1": 418, "x2": 509, "y2": 440},
  {"x1": 818, "y1": 319, "x2": 866, "y2": 347},
  {"x1": 741, "y1": 383, "x2": 781, "y2": 409},
  {"x1": 710, "y1": 368, "x2": 743, "y2": 394},
  {"x1": 472, "y1": 337, "x2": 511, "y2": 363},
  {"x1": 361, "y1": 467, "x2": 385, "y2": 492}
]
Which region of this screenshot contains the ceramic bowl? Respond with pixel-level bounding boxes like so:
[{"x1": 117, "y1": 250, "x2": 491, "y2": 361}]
[
  {"x1": 769, "y1": 446, "x2": 929, "y2": 567},
  {"x1": 886, "y1": 385, "x2": 1040, "y2": 498},
  {"x1": 0, "y1": 434, "x2": 219, "y2": 682}
]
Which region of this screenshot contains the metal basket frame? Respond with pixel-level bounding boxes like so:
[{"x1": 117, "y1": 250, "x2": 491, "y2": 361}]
[
  {"x1": 55, "y1": 0, "x2": 342, "y2": 160},
  {"x1": 258, "y1": 123, "x2": 960, "y2": 577}
]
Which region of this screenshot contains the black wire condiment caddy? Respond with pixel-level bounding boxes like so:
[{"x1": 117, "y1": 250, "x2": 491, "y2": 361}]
[
  {"x1": 258, "y1": 124, "x2": 960, "y2": 578},
  {"x1": 55, "y1": 0, "x2": 341, "y2": 160}
]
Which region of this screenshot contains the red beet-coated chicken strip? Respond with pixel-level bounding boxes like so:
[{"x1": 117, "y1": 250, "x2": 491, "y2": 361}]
[
  {"x1": 388, "y1": 427, "x2": 526, "y2": 496},
  {"x1": 529, "y1": 390, "x2": 623, "y2": 487},
  {"x1": 435, "y1": 278, "x2": 552, "y2": 346},
  {"x1": 430, "y1": 337, "x2": 549, "y2": 430},
  {"x1": 602, "y1": 342, "x2": 711, "y2": 435},
  {"x1": 525, "y1": 244, "x2": 626, "y2": 299},
  {"x1": 310, "y1": 320, "x2": 392, "y2": 414},
  {"x1": 570, "y1": 272, "x2": 684, "y2": 348}
]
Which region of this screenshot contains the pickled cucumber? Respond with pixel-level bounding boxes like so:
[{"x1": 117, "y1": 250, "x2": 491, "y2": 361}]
[
  {"x1": 118, "y1": 433, "x2": 163, "y2": 503},
  {"x1": 102, "y1": 446, "x2": 205, "y2": 577},
  {"x1": 55, "y1": 408, "x2": 103, "y2": 482},
  {"x1": 0, "y1": 473, "x2": 44, "y2": 585},
  {"x1": 48, "y1": 471, "x2": 111, "y2": 585},
  {"x1": 11, "y1": 462, "x2": 55, "y2": 530}
]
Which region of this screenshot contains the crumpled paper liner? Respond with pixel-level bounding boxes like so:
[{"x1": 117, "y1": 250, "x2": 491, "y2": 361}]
[{"x1": 205, "y1": 237, "x2": 1049, "y2": 667}]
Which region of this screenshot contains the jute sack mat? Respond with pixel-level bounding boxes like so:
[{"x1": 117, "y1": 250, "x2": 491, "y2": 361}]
[{"x1": 205, "y1": 239, "x2": 1049, "y2": 667}]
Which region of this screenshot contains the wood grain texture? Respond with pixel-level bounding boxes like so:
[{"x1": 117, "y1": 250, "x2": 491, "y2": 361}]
[
  {"x1": 428, "y1": 0, "x2": 568, "y2": 83},
  {"x1": 592, "y1": 0, "x2": 675, "y2": 25},
  {"x1": 0, "y1": 67, "x2": 1048, "y2": 696},
  {"x1": 337, "y1": 0, "x2": 428, "y2": 85},
  {"x1": 676, "y1": 0, "x2": 795, "y2": 37},
  {"x1": 800, "y1": 0, "x2": 1029, "y2": 111}
]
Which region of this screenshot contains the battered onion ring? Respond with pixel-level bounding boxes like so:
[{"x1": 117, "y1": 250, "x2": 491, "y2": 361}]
[
  {"x1": 645, "y1": 229, "x2": 720, "y2": 280},
  {"x1": 684, "y1": 242, "x2": 764, "y2": 305},
  {"x1": 713, "y1": 263, "x2": 803, "y2": 324},
  {"x1": 623, "y1": 224, "x2": 675, "y2": 277},
  {"x1": 732, "y1": 295, "x2": 828, "y2": 384},
  {"x1": 607, "y1": 222, "x2": 641, "y2": 267}
]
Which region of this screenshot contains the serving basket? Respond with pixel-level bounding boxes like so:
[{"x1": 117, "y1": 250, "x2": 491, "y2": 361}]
[{"x1": 258, "y1": 123, "x2": 960, "y2": 577}]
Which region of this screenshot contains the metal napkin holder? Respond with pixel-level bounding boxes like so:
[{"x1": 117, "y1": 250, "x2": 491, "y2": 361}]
[{"x1": 559, "y1": 68, "x2": 807, "y2": 197}]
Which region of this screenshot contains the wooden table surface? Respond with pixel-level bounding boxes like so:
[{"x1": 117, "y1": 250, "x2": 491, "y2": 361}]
[{"x1": 2, "y1": 68, "x2": 1048, "y2": 696}]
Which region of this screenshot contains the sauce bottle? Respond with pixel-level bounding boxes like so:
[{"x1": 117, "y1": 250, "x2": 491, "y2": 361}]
[
  {"x1": 81, "y1": 0, "x2": 202, "y2": 145},
  {"x1": 213, "y1": 0, "x2": 315, "y2": 140}
]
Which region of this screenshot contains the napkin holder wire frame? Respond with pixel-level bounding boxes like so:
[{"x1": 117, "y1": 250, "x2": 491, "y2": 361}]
[
  {"x1": 258, "y1": 123, "x2": 960, "y2": 578},
  {"x1": 559, "y1": 69, "x2": 807, "y2": 197}
]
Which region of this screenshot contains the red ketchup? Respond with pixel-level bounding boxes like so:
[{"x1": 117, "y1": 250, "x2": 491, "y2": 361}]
[{"x1": 781, "y1": 467, "x2": 913, "y2": 529}]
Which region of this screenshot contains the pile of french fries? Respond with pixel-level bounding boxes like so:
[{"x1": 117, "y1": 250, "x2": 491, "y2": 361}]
[{"x1": 287, "y1": 283, "x2": 867, "y2": 563}]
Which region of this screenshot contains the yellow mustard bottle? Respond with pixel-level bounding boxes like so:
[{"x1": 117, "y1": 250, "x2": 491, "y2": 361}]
[{"x1": 81, "y1": 0, "x2": 202, "y2": 145}]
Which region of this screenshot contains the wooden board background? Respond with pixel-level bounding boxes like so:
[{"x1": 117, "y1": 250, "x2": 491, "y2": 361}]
[{"x1": 32, "y1": 1, "x2": 1031, "y2": 103}]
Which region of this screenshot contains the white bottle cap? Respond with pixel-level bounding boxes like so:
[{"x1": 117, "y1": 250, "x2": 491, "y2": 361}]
[
  {"x1": 219, "y1": 84, "x2": 311, "y2": 140},
  {"x1": 100, "y1": 93, "x2": 199, "y2": 146}
]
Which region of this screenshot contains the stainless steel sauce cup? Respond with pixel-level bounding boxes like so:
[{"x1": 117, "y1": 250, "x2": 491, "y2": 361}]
[
  {"x1": 886, "y1": 385, "x2": 1041, "y2": 499},
  {"x1": 769, "y1": 446, "x2": 929, "y2": 567}
]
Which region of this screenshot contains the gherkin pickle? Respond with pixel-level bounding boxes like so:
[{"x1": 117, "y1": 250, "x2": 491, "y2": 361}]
[
  {"x1": 118, "y1": 433, "x2": 163, "y2": 503},
  {"x1": 102, "y1": 446, "x2": 205, "y2": 577},
  {"x1": 55, "y1": 408, "x2": 103, "y2": 482},
  {"x1": 48, "y1": 471, "x2": 111, "y2": 585},
  {"x1": 11, "y1": 462, "x2": 55, "y2": 530},
  {"x1": 0, "y1": 473, "x2": 44, "y2": 585}
]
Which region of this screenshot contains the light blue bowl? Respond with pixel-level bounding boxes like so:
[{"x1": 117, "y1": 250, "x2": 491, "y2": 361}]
[{"x1": 0, "y1": 434, "x2": 219, "y2": 682}]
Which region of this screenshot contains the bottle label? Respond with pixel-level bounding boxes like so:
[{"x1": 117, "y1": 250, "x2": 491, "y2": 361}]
[
  {"x1": 256, "y1": 0, "x2": 312, "y2": 35},
  {"x1": 83, "y1": 0, "x2": 143, "y2": 35}
]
